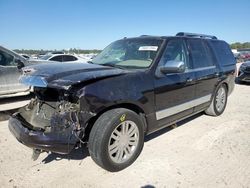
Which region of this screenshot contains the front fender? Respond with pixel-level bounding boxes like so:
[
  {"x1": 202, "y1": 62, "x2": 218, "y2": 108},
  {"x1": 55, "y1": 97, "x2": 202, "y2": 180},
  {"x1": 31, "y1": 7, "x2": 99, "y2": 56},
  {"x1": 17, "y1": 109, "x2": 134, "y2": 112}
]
[{"x1": 76, "y1": 72, "x2": 154, "y2": 119}]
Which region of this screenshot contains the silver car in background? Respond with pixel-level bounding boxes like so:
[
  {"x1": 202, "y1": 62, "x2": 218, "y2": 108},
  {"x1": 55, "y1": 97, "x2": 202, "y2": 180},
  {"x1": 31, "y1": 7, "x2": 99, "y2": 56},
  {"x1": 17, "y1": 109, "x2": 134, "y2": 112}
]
[{"x1": 0, "y1": 46, "x2": 48, "y2": 98}]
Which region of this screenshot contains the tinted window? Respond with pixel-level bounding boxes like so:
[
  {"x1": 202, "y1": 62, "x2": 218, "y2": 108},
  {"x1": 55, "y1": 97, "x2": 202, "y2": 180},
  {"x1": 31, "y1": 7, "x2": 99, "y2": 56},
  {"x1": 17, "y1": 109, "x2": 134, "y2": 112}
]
[
  {"x1": 208, "y1": 40, "x2": 235, "y2": 66},
  {"x1": 50, "y1": 55, "x2": 63, "y2": 62},
  {"x1": 51, "y1": 51, "x2": 64, "y2": 54},
  {"x1": 22, "y1": 55, "x2": 30, "y2": 59},
  {"x1": 0, "y1": 50, "x2": 15, "y2": 66},
  {"x1": 62, "y1": 55, "x2": 77, "y2": 62},
  {"x1": 159, "y1": 39, "x2": 189, "y2": 68},
  {"x1": 187, "y1": 39, "x2": 214, "y2": 68}
]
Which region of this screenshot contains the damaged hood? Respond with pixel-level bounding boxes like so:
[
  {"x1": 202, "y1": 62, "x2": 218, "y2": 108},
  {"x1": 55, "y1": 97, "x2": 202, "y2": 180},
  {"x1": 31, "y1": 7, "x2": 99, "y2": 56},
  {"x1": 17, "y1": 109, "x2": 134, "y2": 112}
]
[{"x1": 20, "y1": 62, "x2": 127, "y2": 90}]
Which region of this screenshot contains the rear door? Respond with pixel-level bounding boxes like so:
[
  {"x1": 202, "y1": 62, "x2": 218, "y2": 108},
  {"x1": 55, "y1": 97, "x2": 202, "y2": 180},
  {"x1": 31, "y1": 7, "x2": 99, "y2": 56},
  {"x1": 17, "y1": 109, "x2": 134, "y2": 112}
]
[
  {"x1": 186, "y1": 39, "x2": 219, "y2": 112},
  {"x1": 154, "y1": 38, "x2": 196, "y2": 128}
]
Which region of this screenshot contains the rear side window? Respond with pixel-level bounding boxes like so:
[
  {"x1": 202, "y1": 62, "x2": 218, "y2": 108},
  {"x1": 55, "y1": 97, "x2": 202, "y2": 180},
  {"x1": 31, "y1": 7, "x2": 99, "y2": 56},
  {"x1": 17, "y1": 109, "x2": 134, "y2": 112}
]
[
  {"x1": 50, "y1": 55, "x2": 63, "y2": 62},
  {"x1": 63, "y1": 55, "x2": 77, "y2": 62},
  {"x1": 208, "y1": 40, "x2": 235, "y2": 66},
  {"x1": 187, "y1": 39, "x2": 214, "y2": 68}
]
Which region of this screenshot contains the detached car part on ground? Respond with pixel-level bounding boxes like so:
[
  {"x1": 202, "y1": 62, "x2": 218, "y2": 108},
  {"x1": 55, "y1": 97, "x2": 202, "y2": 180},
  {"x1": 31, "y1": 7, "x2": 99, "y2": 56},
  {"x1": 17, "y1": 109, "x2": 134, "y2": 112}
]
[{"x1": 8, "y1": 32, "x2": 236, "y2": 172}]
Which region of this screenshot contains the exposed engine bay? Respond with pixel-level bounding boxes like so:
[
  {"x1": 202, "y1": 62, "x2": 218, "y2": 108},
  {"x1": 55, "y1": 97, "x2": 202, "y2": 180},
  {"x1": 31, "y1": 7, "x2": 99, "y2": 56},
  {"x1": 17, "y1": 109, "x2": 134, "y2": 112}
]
[
  {"x1": 10, "y1": 87, "x2": 89, "y2": 159},
  {"x1": 19, "y1": 88, "x2": 80, "y2": 132}
]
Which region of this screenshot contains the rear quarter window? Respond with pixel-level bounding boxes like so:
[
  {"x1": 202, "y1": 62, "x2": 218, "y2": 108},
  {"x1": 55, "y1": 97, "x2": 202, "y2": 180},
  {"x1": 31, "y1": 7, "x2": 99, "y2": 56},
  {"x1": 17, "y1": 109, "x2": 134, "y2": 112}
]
[{"x1": 208, "y1": 40, "x2": 235, "y2": 66}]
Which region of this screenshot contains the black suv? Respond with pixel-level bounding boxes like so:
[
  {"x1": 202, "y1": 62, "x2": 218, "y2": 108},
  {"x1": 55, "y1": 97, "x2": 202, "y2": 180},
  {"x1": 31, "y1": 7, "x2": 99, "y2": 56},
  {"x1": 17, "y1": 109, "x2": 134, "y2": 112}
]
[{"x1": 9, "y1": 32, "x2": 236, "y2": 172}]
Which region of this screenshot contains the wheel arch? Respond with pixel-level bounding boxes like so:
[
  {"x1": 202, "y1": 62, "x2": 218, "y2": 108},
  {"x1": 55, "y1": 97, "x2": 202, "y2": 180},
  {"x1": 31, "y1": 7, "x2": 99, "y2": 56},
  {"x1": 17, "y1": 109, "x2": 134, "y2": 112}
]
[
  {"x1": 213, "y1": 80, "x2": 229, "y2": 97},
  {"x1": 84, "y1": 103, "x2": 148, "y2": 142},
  {"x1": 221, "y1": 81, "x2": 229, "y2": 93}
]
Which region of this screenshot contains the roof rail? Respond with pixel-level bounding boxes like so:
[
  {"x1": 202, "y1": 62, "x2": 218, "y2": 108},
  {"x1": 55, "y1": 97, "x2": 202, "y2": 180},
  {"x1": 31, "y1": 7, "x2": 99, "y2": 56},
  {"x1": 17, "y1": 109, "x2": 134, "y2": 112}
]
[{"x1": 176, "y1": 32, "x2": 217, "y2": 39}]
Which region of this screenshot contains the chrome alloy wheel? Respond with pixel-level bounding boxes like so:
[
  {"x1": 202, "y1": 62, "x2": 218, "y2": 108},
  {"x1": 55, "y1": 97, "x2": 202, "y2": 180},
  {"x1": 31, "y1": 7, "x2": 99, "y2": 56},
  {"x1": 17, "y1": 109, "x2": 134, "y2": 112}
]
[
  {"x1": 215, "y1": 87, "x2": 226, "y2": 112},
  {"x1": 108, "y1": 120, "x2": 139, "y2": 164}
]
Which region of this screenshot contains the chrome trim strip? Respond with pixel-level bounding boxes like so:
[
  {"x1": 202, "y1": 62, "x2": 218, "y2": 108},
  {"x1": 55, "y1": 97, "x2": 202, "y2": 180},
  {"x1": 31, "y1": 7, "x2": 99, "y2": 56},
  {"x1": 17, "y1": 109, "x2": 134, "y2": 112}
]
[
  {"x1": 156, "y1": 94, "x2": 212, "y2": 120},
  {"x1": 186, "y1": 66, "x2": 216, "y2": 73}
]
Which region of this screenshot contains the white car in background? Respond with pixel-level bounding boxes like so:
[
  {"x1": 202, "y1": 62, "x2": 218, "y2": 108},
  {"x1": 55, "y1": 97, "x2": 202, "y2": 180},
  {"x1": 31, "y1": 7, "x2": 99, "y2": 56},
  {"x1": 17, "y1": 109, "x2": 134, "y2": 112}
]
[
  {"x1": 40, "y1": 54, "x2": 87, "y2": 63},
  {"x1": 78, "y1": 53, "x2": 97, "y2": 61}
]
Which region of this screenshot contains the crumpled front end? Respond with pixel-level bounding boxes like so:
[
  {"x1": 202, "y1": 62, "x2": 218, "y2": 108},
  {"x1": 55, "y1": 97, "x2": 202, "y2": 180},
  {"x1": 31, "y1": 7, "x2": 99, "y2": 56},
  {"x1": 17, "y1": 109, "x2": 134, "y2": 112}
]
[
  {"x1": 8, "y1": 87, "x2": 88, "y2": 154},
  {"x1": 9, "y1": 62, "x2": 125, "y2": 155}
]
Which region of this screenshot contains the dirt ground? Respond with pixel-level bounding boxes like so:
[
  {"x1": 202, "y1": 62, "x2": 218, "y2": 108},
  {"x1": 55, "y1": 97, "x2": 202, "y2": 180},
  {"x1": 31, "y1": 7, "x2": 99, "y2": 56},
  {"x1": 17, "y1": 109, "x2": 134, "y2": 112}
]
[{"x1": 0, "y1": 84, "x2": 250, "y2": 188}]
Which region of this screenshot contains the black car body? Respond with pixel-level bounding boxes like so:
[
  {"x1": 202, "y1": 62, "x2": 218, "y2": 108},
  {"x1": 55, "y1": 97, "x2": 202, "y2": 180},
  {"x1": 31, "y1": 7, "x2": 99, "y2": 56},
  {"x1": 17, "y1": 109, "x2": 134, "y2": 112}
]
[
  {"x1": 9, "y1": 33, "x2": 236, "y2": 171},
  {"x1": 238, "y1": 61, "x2": 250, "y2": 82}
]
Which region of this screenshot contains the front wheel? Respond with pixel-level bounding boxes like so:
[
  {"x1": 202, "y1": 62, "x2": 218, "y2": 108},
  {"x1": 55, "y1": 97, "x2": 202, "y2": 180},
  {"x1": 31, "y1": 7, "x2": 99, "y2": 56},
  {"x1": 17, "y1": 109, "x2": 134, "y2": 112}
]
[
  {"x1": 205, "y1": 84, "x2": 228, "y2": 116},
  {"x1": 88, "y1": 108, "x2": 144, "y2": 172}
]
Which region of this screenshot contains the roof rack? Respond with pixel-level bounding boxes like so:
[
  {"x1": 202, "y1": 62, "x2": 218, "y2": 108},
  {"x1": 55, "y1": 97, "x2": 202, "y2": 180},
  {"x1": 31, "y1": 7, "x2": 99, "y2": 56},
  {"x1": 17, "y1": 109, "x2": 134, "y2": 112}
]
[{"x1": 176, "y1": 32, "x2": 217, "y2": 40}]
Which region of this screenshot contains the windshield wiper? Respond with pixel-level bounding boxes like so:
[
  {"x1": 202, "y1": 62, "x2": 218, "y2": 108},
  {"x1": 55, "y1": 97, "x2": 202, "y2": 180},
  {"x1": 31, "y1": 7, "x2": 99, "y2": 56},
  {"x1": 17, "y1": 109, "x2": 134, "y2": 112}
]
[{"x1": 101, "y1": 63, "x2": 124, "y2": 69}]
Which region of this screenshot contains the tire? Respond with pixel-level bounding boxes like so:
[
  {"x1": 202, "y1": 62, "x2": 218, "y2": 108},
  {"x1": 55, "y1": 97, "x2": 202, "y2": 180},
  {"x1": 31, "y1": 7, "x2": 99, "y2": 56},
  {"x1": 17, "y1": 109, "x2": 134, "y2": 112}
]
[
  {"x1": 88, "y1": 108, "x2": 144, "y2": 172},
  {"x1": 205, "y1": 84, "x2": 228, "y2": 116}
]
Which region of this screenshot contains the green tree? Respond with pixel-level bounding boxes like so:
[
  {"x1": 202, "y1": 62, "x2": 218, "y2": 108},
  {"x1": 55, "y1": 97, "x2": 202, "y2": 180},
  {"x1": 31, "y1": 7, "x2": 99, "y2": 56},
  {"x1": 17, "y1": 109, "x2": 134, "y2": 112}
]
[{"x1": 230, "y1": 42, "x2": 250, "y2": 49}]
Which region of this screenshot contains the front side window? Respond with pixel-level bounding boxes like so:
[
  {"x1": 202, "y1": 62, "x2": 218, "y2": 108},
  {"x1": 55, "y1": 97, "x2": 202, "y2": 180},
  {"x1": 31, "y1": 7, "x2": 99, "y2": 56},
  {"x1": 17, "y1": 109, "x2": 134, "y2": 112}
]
[
  {"x1": 92, "y1": 38, "x2": 163, "y2": 69},
  {"x1": 159, "y1": 39, "x2": 189, "y2": 69},
  {"x1": 187, "y1": 39, "x2": 214, "y2": 68},
  {"x1": 0, "y1": 50, "x2": 15, "y2": 66}
]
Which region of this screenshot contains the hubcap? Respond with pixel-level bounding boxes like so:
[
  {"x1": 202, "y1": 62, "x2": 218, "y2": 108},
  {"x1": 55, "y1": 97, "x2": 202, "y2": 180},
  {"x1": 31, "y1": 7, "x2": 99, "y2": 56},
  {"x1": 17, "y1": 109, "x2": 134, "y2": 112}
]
[
  {"x1": 108, "y1": 120, "x2": 139, "y2": 164},
  {"x1": 215, "y1": 87, "x2": 226, "y2": 112}
]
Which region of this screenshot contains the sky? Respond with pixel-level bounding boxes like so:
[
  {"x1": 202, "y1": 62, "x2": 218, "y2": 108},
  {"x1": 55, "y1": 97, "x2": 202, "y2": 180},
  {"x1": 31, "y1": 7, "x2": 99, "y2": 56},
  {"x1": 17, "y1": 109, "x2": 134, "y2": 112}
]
[{"x1": 0, "y1": 0, "x2": 250, "y2": 50}]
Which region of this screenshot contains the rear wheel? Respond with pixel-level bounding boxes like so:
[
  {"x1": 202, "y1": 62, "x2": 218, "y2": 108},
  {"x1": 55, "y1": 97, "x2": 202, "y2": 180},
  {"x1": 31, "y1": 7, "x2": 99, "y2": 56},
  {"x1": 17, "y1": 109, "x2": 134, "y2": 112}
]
[
  {"x1": 205, "y1": 84, "x2": 228, "y2": 116},
  {"x1": 88, "y1": 108, "x2": 144, "y2": 172}
]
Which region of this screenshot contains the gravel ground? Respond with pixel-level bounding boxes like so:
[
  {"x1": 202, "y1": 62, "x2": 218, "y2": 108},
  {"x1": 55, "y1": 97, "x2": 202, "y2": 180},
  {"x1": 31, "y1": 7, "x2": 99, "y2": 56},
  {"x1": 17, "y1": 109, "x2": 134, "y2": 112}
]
[{"x1": 0, "y1": 84, "x2": 250, "y2": 188}]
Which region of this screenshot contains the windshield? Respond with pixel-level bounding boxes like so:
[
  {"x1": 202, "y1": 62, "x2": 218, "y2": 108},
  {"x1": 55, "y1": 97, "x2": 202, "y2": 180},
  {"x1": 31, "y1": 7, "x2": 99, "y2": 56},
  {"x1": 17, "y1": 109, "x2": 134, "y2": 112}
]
[
  {"x1": 40, "y1": 54, "x2": 52, "y2": 60},
  {"x1": 92, "y1": 38, "x2": 163, "y2": 69}
]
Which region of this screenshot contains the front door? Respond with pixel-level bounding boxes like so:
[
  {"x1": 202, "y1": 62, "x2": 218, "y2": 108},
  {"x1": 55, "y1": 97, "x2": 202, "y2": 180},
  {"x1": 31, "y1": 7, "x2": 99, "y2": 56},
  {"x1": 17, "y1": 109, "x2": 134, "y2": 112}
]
[{"x1": 154, "y1": 38, "x2": 196, "y2": 129}]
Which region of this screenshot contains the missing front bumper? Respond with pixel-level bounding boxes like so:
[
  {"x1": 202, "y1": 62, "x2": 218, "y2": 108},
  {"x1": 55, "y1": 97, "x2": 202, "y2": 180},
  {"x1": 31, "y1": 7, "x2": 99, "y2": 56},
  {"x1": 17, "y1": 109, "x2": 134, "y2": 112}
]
[{"x1": 8, "y1": 115, "x2": 78, "y2": 154}]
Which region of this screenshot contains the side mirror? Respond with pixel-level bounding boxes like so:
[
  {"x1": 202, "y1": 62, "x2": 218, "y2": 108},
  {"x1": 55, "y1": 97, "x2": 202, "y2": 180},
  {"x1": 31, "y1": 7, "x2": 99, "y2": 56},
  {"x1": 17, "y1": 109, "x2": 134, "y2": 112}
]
[
  {"x1": 160, "y1": 60, "x2": 185, "y2": 74},
  {"x1": 15, "y1": 59, "x2": 25, "y2": 69}
]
